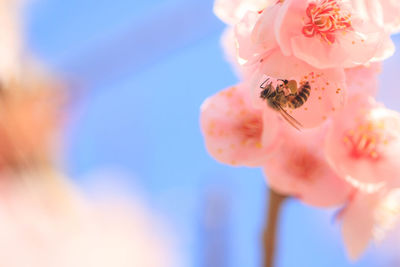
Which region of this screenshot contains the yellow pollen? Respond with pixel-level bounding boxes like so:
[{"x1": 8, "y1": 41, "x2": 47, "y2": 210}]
[
  {"x1": 344, "y1": 119, "x2": 387, "y2": 159},
  {"x1": 217, "y1": 148, "x2": 223, "y2": 154},
  {"x1": 384, "y1": 139, "x2": 389, "y2": 145}
]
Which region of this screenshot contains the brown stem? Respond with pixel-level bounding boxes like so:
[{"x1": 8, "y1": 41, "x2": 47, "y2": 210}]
[{"x1": 263, "y1": 188, "x2": 287, "y2": 267}]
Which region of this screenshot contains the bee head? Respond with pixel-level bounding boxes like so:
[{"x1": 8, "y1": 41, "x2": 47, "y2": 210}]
[{"x1": 278, "y1": 79, "x2": 289, "y2": 85}]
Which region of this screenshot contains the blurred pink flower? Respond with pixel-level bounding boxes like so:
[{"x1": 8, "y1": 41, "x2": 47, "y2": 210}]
[
  {"x1": 352, "y1": 0, "x2": 400, "y2": 34},
  {"x1": 0, "y1": 170, "x2": 178, "y2": 267},
  {"x1": 0, "y1": 74, "x2": 64, "y2": 170},
  {"x1": 263, "y1": 123, "x2": 353, "y2": 207},
  {"x1": 237, "y1": 0, "x2": 394, "y2": 69},
  {"x1": 250, "y1": 50, "x2": 347, "y2": 128},
  {"x1": 200, "y1": 85, "x2": 280, "y2": 167},
  {"x1": 325, "y1": 96, "x2": 400, "y2": 189},
  {"x1": 341, "y1": 188, "x2": 400, "y2": 260}
]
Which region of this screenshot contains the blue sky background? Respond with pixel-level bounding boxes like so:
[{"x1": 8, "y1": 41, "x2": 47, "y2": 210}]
[{"x1": 23, "y1": 1, "x2": 400, "y2": 266}]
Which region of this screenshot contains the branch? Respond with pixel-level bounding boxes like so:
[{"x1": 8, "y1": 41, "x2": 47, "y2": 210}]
[{"x1": 263, "y1": 188, "x2": 287, "y2": 267}]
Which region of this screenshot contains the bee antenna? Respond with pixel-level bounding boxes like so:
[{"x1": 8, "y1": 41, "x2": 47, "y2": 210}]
[{"x1": 260, "y1": 78, "x2": 270, "y2": 89}]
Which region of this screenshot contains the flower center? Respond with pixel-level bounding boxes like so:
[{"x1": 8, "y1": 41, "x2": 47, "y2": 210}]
[
  {"x1": 239, "y1": 116, "x2": 263, "y2": 141},
  {"x1": 287, "y1": 147, "x2": 321, "y2": 181},
  {"x1": 302, "y1": 0, "x2": 352, "y2": 44},
  {"x1": 343, "y1": 121, "x2": 386, "y2": 160}
]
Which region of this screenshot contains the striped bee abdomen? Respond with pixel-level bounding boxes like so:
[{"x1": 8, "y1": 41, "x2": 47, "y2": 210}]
[{"x1": 287, "y1": 82, "x2": 311, "y2": 109}]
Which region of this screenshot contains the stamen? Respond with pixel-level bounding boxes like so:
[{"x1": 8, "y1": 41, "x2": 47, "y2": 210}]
[
  {"x1": 344, "y1": 121, "x2": 385, "y2": 160},
  {"x1": 302, "y1": 0, "x2": 352, "y2": 44}
]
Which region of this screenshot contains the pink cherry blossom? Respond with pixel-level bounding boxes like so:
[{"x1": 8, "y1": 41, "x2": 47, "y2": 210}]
[
  {"x1": 249, "y1": 50, "x2": 347, "y2": 129},
  {"x1": 341, "y1": 188, "x2": 400, "y2": 260},
  {"x1": 263, "y1": 122, "x2": 353, "y2": 207},
  {"x1": 213, "y1": 0, "x2": 273, "y2": 25},
  {"x1": 238, "y1": 0, "x2": 394, "y2": 69},
  {"x1": 325, "y1": 96, "x2": 400, "y2": 188},
  {"x1": 0, "y1": 76, "x2": 63, "y2": 170},
  {"x1": 352, "y1": 0, "x2": 400, "y2": 34},
  {"x1": 0, "y1": 170, "x2": 178, "y2": 267},
  {"x1": 200, "y1": 84, "x2": 280, "y2": 167}
]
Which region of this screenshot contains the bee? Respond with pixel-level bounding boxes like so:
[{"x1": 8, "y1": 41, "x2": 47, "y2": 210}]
[{"x1": 260, "y1": 78, "x2": 311, "y2": 130}]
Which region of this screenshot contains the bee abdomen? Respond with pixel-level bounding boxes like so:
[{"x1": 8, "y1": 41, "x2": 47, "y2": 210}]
[
  {"x1": 300, "y1": 82, "x2": 311, "y2": 97},
  {"x1": 287, "y1": 82, "x2": 311, "y2": 109}
]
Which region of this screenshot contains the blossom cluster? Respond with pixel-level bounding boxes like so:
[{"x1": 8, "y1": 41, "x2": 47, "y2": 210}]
[{"x1": 201, "y1": 0, "x2": 400, "y2": 259}]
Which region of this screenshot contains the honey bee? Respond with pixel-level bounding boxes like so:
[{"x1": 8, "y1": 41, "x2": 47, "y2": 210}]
[{"x1": 260, "y1": 78, "x2": 311, "y2": 130}]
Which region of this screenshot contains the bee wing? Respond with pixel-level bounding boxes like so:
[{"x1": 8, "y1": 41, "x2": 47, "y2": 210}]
[{"x1": 275, "y1": 104, "x2": 303, "y2": 131}]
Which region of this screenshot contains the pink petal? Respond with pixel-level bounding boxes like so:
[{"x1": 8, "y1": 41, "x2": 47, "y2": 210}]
[
  {"x1": 263, "y1": 124, "x2": 353, "y2": 207},
  {"x1": 341, "y1": 192, "x2": 377, "y2": 260},
  {"x1": 200, "y1": 85, "x2": 280, "y2": 167},
  {"x1": 213, "y1": 0, "x2": 273, "y2": 25},
  {"x1": 345, "y1": 63, "x2": 381, "y2": 97}
]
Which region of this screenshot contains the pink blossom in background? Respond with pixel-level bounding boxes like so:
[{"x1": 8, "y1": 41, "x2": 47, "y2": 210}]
[
  {"x1": 325, "y1": 96, "x2": 400, "y2": 188},
  {"x1": 250, "y1": 50, "x2": 347, "y2": 128},
  {"x1": 0, "y1": 170, "x2": 178, "y2": 267},
  {"x1": 341, "y1": 188, "x2": 400, "y2": 260},
  {"x1": 263, "y1": 122, "x2": 353, "y2": 207},
  {"x1": 236, "y1": 0, "x2": 394, "y2": 69},
  {"x1": 0, "y1": 73, "x2": 64, "y2": 169},
  {"x1": 200, "y1": 85, "x2": 280, "y2": 167}
]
